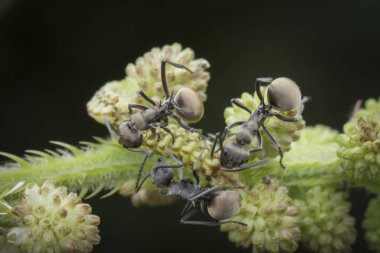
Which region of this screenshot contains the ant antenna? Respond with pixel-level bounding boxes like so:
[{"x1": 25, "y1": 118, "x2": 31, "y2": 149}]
[
  {"x1": 103, "y1": 116, "x2": 118, "y2": 140},
  {"x1": 193, "y1": 140, "x2": 207, "y2": 186}
]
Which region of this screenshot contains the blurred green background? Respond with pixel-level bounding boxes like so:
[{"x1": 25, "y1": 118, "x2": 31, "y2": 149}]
[{"x1": 1, "y1": 0, "x2": 380, "y2": 252}]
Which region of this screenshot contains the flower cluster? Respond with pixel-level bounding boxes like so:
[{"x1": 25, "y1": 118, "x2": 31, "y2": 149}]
[
  {"x1": 220, "y1": 179, "x2": 300, "y2": 253},
  {"x1": 6, "y1": 181, "x2": 100, "y2": 253},
  {"x1": 293, "y1": 186, "x2": 356, "y2": 253},
  {"x1": 87, "y1": 43, "x2": 210, "y2": 125},
  {"x1": 125, "y1": 42, "x2": 210, "y2": 102},
  {"x1": 337, "y1": 97, "x2": 380, "y2": 180},
  {"x1": 3, "y1": 43, "x2": 379, "y2": 253},
  {"x1": 363, "y1": 197, "x2": 380, "y2": 252}
]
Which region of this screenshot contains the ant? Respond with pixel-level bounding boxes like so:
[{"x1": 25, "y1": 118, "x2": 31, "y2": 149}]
[
  {"x1": 117, "y1": 59, "x2": 204, "y2": 149},
  {"x1": 211, "y1": 77, "x2": 305, "y2": 171},
  {"x1": 136, "y1": 147, "x2": 246, "y2": 227},
  {"x1": 115, "y1": 60, "x2": 205, "y2": 189}
]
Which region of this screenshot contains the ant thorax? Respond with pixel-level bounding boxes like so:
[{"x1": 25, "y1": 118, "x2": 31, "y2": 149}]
[
  {"x1": 166, "y1": 180, "x2": 199, "y2": 200},
  {"x1": 130, "y1": 106, "x2": 166, "y2": 131},
  {"x1": 160, "y1": 97, "x2": 175, "y2": 112}
]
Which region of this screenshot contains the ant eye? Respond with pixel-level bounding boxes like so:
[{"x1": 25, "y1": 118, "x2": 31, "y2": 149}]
[{"x1": 267, "y1": 77, "x2": 302, "y2": 112}]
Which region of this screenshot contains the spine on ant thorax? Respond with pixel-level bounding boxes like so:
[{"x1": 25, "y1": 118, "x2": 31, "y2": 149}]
[{"x1": 142, "y1": 124, "x2": 241, "y2": 186}]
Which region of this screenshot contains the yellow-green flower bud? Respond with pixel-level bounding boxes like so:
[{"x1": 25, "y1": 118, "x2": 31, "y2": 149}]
[
  {"x1": 221, "y1": 179, "x2": 300, "y2": 253},
  {"x1": 224, "y1": 91, "x2": 305, "y2": 159},
  {"x1": 125, "y1": 42, "x2": 210, "y2": 102},
  {"x1": 87, "y1": 78, "x2": 141, "y2": 125},
  {"x1": 293, "y1": 186, "x2": 356, "y2": 253},
  {"x1": 0, "y1": 227, "x2": 23, "y2": 253},
  {"x1": 7, "y1": 181, "x2": 100, "y2": 253},
  {"x1": 87, "y1": 43, "x2": 210, "y2": 126},
  {"x1": 363, "y1": 197, "x2": 380, "y2": 252},
  {"x1": 337, "y1": 97, "x2": 380, "y2": 180}
]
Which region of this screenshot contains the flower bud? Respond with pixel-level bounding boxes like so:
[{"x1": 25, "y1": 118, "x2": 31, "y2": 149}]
[
  {"x1": 293, "y1": 186, "x2": 356, "y2": 253},
  {"x1": 363, "y1": 197, "x2": 380, "y2": 252},
  {"x1": 221, "y1": 179, "x2": 300, "y2": 253},
  {"x1": 6, "y1": 181, "x2": 100, "y2": 253},
  {"x1": 87, "y1": 43, "x2": 210, "y2": 126},
  {"x1": 337, "y1": 97, "x2": 380, "y2": 180}
]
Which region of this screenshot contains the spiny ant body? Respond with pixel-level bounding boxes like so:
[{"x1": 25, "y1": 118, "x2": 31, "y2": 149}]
[
  {"x1": 136, "y1": 148, "x2": 246, "y2": 227},
  {"x1": 118, "y1": 60, "x2": 204, "y2": 149},
  {"x1": 212, "y1": 77, "x2": 304, "y2": 171}
]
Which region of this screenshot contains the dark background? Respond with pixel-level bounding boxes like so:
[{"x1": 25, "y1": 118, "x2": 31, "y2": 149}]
[{"x1": 1, "y1": 0, "x2": 380, "y2": 252}]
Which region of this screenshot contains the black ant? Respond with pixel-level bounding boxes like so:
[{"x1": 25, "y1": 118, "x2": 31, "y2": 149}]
[
  {"x1": 211, "y1": 77, "x2": 305, "y2": 171},
  {"x1": 117, "y1": 59, "x2": 204, "y2": 149},
  {"x1": 114, "y1": 60, "x2": 205, "y2": 189},
  {"x1": 136, "y1": 147, "x2": 246, "y2": 227}
]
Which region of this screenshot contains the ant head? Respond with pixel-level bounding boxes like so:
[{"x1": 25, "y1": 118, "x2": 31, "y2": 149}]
[
  {"x1": 173, "y1": 87, "x2": 204, "y2": 123},
  {"x1": 221, "y1": 143, "x2": 250, "y2": 169},
  {"x1": 117, "y1": 121, "x2": 143, "y2": 148},
  {"x1": 267, "y1": 77, "x2": 302, "y2": 112},
  {"x1": 152, "y1": 159, "x2": 174, "y2": 188},
  {"x1": 207, "y1": 190, "x2": 242, "y2": 220}
]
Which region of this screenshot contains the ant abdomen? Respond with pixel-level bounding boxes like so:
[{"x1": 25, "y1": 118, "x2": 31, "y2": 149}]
[
  {"x1": 207, "y1": 190, "x2": 242, "y2": 220},
  {"x1": 173, "y1": 87, "x2": 204, "y2": 123},
  {"x1": 267, "y1": 77, "x2": 302, "y2": 112}
]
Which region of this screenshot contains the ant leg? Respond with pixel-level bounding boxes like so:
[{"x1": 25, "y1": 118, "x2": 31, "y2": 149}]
[
  {"x1": 125, "y1": 148, "x2": 154, "y2": 191},
  {"x1": 161, "y1": 59, "x2": 193, "y2": 99},
  {"x1": 128, "y1": 103, "x2": 149, "y2": 115},
  {"x1": 255, "y1": 77, "x2": 274, "y2": 104},
  {"x1": 164, "y1": 147, "x2": 182, "y2": 166},
  {"x1": 103, "y1": 116, "x2": 118, "y2": 140},
  {"x1": 147, "y1": 126, "x2": 160, "y2": 142},
  {"x1": 231, "y1": 98, "x2": 252, "y2": 114},
  {"x1": 270, "y1": 112, "x2": 299, "y2": 122},
  {"x1": 189, "y1": 185, "x2": 244, "y2": 202},
  {"x1": 168, "y1": 114, "x2": 202, "y2": 134},
  {"x1": 210, "y1": 120, "x2": 242, "y2": 158},
  {"x1": 164, "y1": 60, "x2": 193, "y2": 74},
  {"x1": 192, "y1": 141, "x2": 207, "y2": 186},
  {"x1": 180, "y1": 208, "x2": 246, "y2": 227},
  {"x1": 224, "y1": 121, "x2": 246, "y2": 132},
  {"x1": 270, "y1": 96, "x2": 310, "y2": 121},
  {"x1": 154, "y1": 147, "x2": 184, "y2": 178},
  {"x1": 219, "y1": 120, "x2": 246, "y2": 152},
  {"x1": 181, "y1": 202, "x2": 193, "y2": 216},
  {"x1": 262, "y1": 125, "x2": 286, "y2": 169},
  {"x1": 211, "y1": 132, "x2": 221, "y2": 158},
  {"x1": 162, "y1": 127, "x2": 175, "y2": 147},
  {"x1": 135, "y1": 173, "x2": 152, "y2": 193},
  {"x1": 218, "y1": 121, "x2": 243, "y2": 149},
  {"x1": 221, "y1": 157, "x2": 269, "y2": 172},
  {"x1": 137, "y1": 90, "x2": 156, "y2": 106},
  {"x1": 159, "y1": 118, "x2": 169, "y2": 128},
  {"x1": 250, "y1": 130, "x2": 263, "y2": 153}
]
